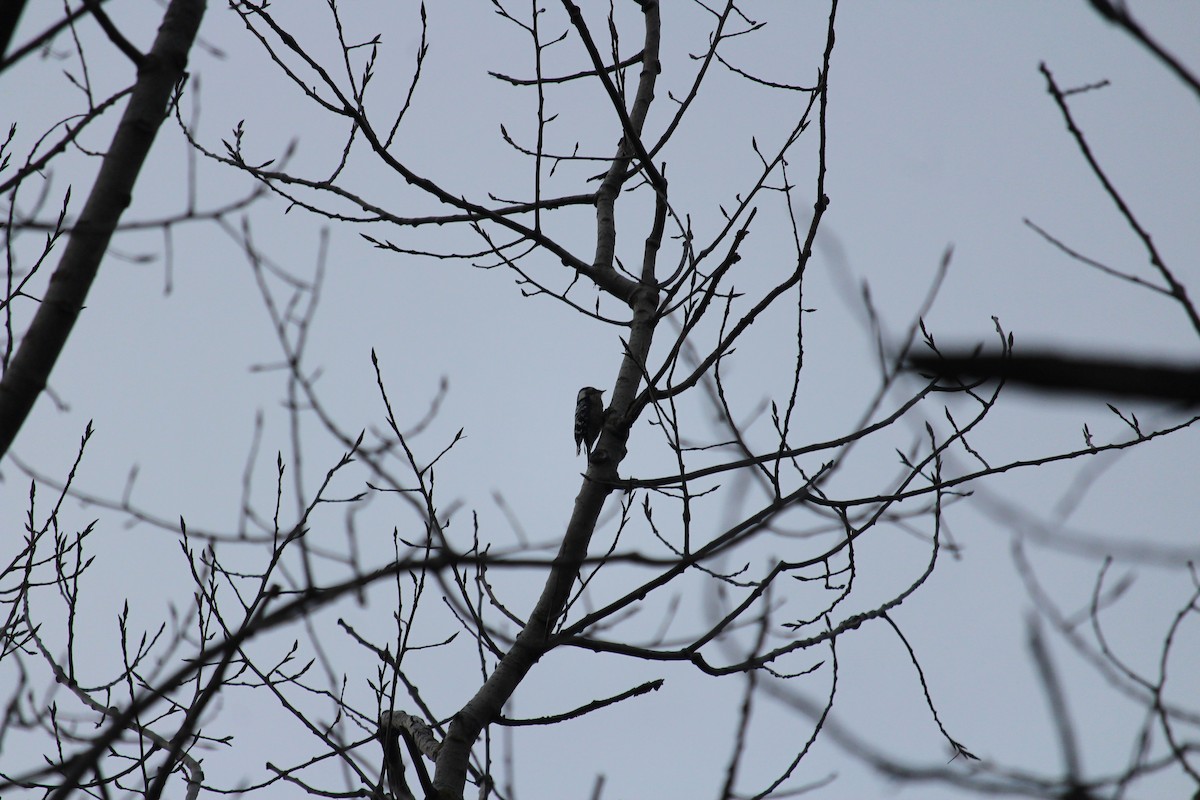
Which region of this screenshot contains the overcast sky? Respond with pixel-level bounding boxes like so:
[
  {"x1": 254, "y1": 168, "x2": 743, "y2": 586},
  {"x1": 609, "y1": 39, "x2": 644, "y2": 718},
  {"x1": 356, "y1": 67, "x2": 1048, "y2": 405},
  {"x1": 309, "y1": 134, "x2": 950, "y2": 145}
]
[{"x1": 4, "y1": 3, "x2": 1200, "y2": 798}]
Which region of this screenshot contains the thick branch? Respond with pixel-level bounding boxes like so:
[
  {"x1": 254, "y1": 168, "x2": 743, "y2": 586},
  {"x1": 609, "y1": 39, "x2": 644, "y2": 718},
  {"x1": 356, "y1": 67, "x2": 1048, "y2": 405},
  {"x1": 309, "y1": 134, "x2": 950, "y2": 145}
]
[
  {"x1": 1089, "y1": 0, "x2": 1200, "y2": 102},
  {"x1": 0, "y1": 0, "x2": 205, "y2": 459},
  {"x1": 430, "y1": 5, "x2": 663, "y2": 798},
  {"x1": 909, "y1": 350, "x2": 1200, "y2": 403},
  {"x1": 579, "y1": 0, "x2": 662, "y2": 301}
]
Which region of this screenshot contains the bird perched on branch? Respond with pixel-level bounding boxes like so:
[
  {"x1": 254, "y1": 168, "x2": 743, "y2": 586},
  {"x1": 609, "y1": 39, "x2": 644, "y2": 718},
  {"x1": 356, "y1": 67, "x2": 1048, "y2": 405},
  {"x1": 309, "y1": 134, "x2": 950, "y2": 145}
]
[{"x1": 574, "y1": 387, "x2": 605, "y2": 458}]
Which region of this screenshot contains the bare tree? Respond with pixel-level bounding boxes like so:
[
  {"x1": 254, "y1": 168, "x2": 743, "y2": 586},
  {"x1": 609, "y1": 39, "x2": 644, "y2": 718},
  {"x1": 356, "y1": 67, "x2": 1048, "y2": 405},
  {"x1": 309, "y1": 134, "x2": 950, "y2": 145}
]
[{"x1": 3, "y1": 3, "x2": 1198, "y2": 800}]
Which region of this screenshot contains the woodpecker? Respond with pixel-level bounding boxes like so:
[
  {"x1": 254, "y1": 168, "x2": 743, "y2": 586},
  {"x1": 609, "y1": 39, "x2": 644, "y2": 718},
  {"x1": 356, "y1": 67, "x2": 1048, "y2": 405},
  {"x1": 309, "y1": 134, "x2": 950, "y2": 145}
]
[{"x1": 574, "y1": 387, "x2": 605, "y2": 457}]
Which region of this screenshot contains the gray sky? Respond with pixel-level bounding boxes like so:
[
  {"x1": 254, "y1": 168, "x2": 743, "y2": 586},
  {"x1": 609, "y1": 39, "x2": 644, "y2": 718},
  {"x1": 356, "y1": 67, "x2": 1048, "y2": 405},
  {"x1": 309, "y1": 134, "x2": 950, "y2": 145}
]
[{"x1": 3, "y1": 2, "x2": 1199, "y2": 798}]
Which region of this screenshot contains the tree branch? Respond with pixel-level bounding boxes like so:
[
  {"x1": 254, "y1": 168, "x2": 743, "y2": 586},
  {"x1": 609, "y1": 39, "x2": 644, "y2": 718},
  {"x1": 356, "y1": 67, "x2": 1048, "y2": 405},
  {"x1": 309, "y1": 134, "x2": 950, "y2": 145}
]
[{"x1": 0, "y1": 0, "x2": 205, "y2": 460}]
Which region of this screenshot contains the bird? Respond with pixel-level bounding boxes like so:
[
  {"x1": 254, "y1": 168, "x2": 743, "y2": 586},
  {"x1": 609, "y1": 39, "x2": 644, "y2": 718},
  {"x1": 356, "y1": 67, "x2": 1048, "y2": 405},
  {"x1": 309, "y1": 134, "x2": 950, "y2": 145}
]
[{"x1": 574, "y1": 387, "x2": 606, "y2": 458}]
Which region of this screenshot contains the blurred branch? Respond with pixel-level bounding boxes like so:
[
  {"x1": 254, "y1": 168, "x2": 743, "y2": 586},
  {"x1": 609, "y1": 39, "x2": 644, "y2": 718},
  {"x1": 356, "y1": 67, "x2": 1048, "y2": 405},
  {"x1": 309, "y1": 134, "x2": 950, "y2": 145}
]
[
  {"x1": 1088, "y1": 0, "x2": 1200, "y2": 102},
  {"x1": 0, "y1": 0, "x2": 30, "y2": 69},
  {"x1": 0, "y1": 0, "x2": 116, "y2": 73},
  {"x1": 909, "y1": 350, "x2": 1200, "y2": 404}
]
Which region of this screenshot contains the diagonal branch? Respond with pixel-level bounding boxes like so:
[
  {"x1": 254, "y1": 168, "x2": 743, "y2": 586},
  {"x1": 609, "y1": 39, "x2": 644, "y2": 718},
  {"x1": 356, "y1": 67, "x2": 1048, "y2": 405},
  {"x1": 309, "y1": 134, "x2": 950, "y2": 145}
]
[
  {"x1": 1040, "y1": 62, "x2": 1200, "y2": 338},
  {"x1": 1088, "y1": 0, "x2": 1200, "y2": 102},
  {"x1": 430, "y1": 5, "x2": 664, "y2": 798},
  {"x1": 0, "y1": 0, "x2": 205, "y2": 460}
]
